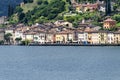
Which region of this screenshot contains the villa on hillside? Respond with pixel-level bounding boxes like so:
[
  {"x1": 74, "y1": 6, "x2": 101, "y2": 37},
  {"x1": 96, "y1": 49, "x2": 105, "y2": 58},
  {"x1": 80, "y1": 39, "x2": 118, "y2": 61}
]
[
  {"x1": 103, "y1": 18, "x2": 116, "y2": 29},
  {"x1": 72, "y1": 1, "x2": 105, "y2": 13}
]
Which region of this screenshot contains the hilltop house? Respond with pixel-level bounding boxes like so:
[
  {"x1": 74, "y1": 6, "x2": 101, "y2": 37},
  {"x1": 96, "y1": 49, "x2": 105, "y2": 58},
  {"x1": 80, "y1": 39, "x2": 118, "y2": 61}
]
[
  {"x1": 103, "y1": 18, "x2": 116, "y2": 29},
  {"x1": 75, "y1": 3, "x2": 99, "y2": 12}
]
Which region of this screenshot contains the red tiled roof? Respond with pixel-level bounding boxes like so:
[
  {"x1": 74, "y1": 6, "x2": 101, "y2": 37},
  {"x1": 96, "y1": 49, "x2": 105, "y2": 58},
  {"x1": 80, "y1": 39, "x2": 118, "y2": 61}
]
[{"x1": 104, "y1": 18, "x2": 116, "y2": 22}]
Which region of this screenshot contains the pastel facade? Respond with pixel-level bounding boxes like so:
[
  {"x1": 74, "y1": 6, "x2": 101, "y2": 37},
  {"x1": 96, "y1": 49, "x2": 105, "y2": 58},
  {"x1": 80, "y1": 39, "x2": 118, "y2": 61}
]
[
  {"x1": 0, "y1": 30, "x2": 5, "y2": 41},
  {"x1": 114, "y1": 32, "x2": 120, "y2": 44},
  {"x1": 75, "y1": 3, "x2": 99, "y2": 12},
  {"x1": 14, "y1": 31, "x2": 24, "y2": 41},
  {"x1": 55, "y1": 31, "x2": 74, "y2": 43},
  {"x1": 91, "y1": 32, "x2": 100, "y2": 44},
  {"x1": 87, "y1": 32, "x2": 92, "y2": 44},
  {"x1": 46, "y1": 33, "x2": 55, "y2": 43},
  {"x1": 107, "y1": 32, "x2": 114, "y2": 44},
  {"x1": 33, "y1": 33, "x2": 46, "y2": 43},
  {"x1": 24, "y1": 34, "x2": 34, "y2": 41},
  {"x1": 99, "y1": 32, "x2": 107, "y2": 44},
  {"x1": 55, "y1": 33, "x2": 68, "y2": 43},
  {"x1": 68, "y1": 33, "x2": 74, "y2": 42},
  {"x1": 5, "y1": 28, "x2": 15, "y2": 43},
  {"x1": 77, "y1": 32, "x2": 88, "y2": 44}
]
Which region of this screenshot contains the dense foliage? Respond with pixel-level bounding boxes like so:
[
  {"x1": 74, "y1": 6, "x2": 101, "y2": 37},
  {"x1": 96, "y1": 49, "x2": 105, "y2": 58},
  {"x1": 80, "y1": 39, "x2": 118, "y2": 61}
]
[
  {"x1": 7, "y1": 0, "x2": 120, "y2": 29},
  {"x1": 9, "y1": 0, "x2": 67, "y2": 25}
]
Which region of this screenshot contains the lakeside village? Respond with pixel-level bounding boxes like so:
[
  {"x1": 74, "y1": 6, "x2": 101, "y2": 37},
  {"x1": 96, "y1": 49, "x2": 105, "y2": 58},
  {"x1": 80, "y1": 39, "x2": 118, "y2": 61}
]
[
  {"x1": 0, "y1": 0, "x2": 120, "y2": 46},
  {"x1": 0, "y1": 18, "x2": 120, "y2": 46}
]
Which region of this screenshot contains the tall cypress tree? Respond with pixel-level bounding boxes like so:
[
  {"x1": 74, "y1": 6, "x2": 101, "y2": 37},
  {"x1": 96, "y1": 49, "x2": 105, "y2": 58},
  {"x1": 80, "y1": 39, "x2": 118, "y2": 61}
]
[
  {"x1": 8, "y1": 4, "x2": 14, "y2": 17},
  {"x1": 105, "y1": 0, "x2": 111, "y2": 15}
]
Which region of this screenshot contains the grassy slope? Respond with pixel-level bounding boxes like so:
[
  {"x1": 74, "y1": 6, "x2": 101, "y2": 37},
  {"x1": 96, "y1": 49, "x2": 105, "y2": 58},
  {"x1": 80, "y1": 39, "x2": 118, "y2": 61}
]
[
  {"x1": 21, "y1": 0, "x2": 69, "y2": 13},
  {"x1": 21, "y1": 0, "x2": 38, "y2": 13}
]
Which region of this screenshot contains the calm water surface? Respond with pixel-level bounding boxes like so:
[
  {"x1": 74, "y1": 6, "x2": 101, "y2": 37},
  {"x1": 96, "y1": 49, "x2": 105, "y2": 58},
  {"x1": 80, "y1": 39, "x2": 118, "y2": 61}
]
[{"x1": 0, "y1": 46, "x2": 120, "y2": 80}]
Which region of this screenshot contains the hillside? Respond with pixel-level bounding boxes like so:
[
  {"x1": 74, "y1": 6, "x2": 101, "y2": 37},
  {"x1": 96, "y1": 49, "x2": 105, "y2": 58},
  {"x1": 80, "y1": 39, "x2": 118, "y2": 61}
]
[
  {"x1": 21, "y1": 0, "x2": 69, "y2": 13},
  {"x1": 8, "y1": 0, "x2": 120, "y2": 28},
  {"x1": 9, "y1": 0, "x2": 71, "y2": 25}
]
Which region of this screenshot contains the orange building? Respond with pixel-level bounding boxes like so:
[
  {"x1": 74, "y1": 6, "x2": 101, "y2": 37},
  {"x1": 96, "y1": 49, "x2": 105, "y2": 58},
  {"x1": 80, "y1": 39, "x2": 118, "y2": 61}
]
[{"x1": 103, "y1": 18, "x2": 116, "y2": 29}]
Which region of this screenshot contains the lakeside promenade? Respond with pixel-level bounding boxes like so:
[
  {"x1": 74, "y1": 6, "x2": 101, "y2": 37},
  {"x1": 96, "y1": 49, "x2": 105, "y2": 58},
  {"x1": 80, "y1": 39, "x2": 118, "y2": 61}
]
[{"x1": 27, "y1": 43, "x2": 120, "y2": 46}]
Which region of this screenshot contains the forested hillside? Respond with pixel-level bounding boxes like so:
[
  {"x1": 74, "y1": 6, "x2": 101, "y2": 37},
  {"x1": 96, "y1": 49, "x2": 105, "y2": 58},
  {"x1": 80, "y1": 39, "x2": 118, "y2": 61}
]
[
  {"x1": 9, "y1": 0, "x2": 71, "y2": 25},
  {"x1": 7, "y1": 0, "x2": 120, "y2": 27}
]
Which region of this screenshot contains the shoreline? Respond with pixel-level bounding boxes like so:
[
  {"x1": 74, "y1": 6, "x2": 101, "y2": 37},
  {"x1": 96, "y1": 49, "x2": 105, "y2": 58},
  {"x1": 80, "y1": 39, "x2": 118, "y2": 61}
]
[
  {"x1": 28, "y1": 43, "x2": 120, "y2": 46},
  {"x1": 1, "y1": 43, "x2": 120, "y2": 46}
]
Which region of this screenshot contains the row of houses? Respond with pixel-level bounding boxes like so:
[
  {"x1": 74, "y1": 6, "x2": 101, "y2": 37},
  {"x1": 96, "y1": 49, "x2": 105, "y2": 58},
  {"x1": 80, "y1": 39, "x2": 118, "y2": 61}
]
[
  {"x1": 72, "y1": 0, "x2": 106, "y2": 13},
  {"x1": 1, "y1": 23, "x2": 120, "y2": 45}
]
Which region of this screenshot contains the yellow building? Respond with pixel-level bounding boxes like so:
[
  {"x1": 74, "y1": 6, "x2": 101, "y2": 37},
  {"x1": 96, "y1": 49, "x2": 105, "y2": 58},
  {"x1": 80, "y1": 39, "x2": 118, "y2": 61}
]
[
  {"x1": 99, "y1": 31, "x2": 108, "y2": 44},
  {"x1": 55, "y1": 30, "x2": 74, "y2": 43},
  {"x1": 91, "y1": 32, "x2": 100, "y2": 44},
  {"x1": 55, "y1": 33, "x2": 68, "y2": 43}
]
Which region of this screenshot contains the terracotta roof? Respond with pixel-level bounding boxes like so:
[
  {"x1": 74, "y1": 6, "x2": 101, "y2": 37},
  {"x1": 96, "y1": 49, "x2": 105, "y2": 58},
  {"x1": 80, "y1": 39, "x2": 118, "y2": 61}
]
[
  {"x1": 56, "y1": 30, "x2": 74, "y2": 34},
  {"x1": 104, "y1": 18, "x2": 116, "y2": 22}
]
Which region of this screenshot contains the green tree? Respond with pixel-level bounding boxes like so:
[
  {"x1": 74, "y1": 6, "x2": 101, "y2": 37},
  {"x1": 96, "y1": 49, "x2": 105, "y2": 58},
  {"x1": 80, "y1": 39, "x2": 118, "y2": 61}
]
[
  {"x1": 105, "y1": 0, "x2": 111, "y2": 15},
  {"x1": 8, "y1": 4, "x2": 14, "y2": 17},
  {"x1": 4, "y1": 33, "x2": 12, "y2": 44},
  {"x1": 14, "y1": 6, "x2": 23, "y2": 13},
  {"x1": 21, "y1": 40, "x2": 30, "y2": 45},
  {"x1": 15, "y1": 37, "x2": 22, "y2": 44}
]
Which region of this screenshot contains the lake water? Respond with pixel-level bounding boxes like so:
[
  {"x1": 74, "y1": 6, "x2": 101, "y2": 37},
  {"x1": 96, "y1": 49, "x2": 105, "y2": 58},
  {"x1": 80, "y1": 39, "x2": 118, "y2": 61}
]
[{"x1": 0, "y1": 46, "x2": 120, "y2": 80}]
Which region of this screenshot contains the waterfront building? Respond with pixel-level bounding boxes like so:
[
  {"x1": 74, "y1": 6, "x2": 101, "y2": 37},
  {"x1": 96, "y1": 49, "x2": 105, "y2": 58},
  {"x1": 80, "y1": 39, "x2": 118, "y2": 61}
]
[
  {"x1": 33, "y1": 31, "x2": 46, "y2": 44},
  {"x1": 5, "y1": 27, "x2": 15, "y2": 43},
  {"x1": 14, "y1": 30, "x2": 24, "y2": 41},
  {"x1": 87, "y1": 32, "x2": 92, "y2": 44},
  {"x1": 23, "y1": 31, "x2": 35, "y2": 42},
  {"x1": 99, "y1": 31, "x2": 108, "y2": 44},
  {"x1": 107, "y1": 32, "x2": 114, "y2": 44},
  {"x1": 77, "y1": 32, "x2": 88, "y2": 44},
  {"x1": 67, "y1": 31, "x2": 74, "y2": 43},
  {"x1": 14, "y1": 26, "x2": 30, "y2": 41},
  {"x1": 55, "y1": 30, "x2": 73, "y2": 43},
  {"x1": 55, "y1": 32, "x2": 68, "y2": 43},
  {"x1": 0, "y1": 16, "x2": 7, "y2": 24},
  {"x1": 45, "y1": 31, "x2": 55, "y2": 43},
  {"x1": 91, "y1": 31, "x2": 100, "y2": 44},
  {"x1": 0, "y1": 30, "x2": 5, "y2": 41},
  {"x1": 114, "y1": 32, "x2": 120, "y2": 44}
]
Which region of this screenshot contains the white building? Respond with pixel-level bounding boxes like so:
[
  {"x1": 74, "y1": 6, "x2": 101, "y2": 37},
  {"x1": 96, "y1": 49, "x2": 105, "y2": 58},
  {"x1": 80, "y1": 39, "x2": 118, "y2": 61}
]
[
  {"x1": 77, "y1": 32, "x2": 88, "y2": 44},
  {"x1": 33, "y1": 32, "x2": 46, "y2": 44},
  {"x1": 107, "y1": 32, "x2": 114, "y2": 44}
]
